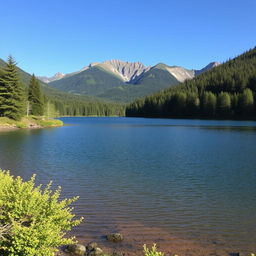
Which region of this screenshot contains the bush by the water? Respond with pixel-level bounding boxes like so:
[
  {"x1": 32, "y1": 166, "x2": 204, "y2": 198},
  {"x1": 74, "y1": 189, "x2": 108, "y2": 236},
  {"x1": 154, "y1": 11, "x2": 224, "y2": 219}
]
[
  {"x1": 143, "y1": 244, "x2": 165, "y2": 256},
  {"x1": 0, "y1": 170, "x2": 83, "y2": 256}
]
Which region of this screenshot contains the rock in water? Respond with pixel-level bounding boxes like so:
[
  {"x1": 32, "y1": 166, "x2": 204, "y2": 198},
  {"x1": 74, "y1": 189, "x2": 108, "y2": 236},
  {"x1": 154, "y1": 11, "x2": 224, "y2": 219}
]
[
  {"x1": 112, "y1": 252, "x2": 125, "y2": 256},
  {"x1": 106, "y1": 233, "x2": 123, "y2": 243},
  {"x1": 88, "y1": 247, "x2": 103, "y2": 256},
  {"x1": 86, "y1": 242, "x2": 98, "y2": 251},
  {"x1": 66, "y1": 244, "x2": 86, "y2": 255}
]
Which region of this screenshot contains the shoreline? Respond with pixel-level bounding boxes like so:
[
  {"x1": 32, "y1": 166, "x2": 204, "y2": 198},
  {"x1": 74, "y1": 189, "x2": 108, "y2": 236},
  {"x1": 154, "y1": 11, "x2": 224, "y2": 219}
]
[
  {"x1": 57, "y1": 220, "x2": 254, "y2": 256},
  {"x1": 0, "y1": 126, "x2": 19, "y2": 132},
  {"x1": 0, "y1": 116, "x2": 63, "y2": 132}
]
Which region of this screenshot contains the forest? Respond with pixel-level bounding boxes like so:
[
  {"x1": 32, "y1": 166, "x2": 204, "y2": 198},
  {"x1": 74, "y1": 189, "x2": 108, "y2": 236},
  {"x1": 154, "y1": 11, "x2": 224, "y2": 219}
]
[
  {"x1": 126, "y1": 48, "x2": 256, "y2": 119},
  {"x1": 2, "y1": 48, "x2": 256, "y2": 121},
  {"x1": 0, "y1": 57, "x2": 125, "y2": 120}
]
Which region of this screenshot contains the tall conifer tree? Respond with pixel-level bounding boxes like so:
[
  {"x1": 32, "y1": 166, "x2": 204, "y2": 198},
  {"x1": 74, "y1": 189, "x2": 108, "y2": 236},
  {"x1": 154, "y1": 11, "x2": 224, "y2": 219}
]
[
  {"x1": 28, "y1": 74, "x2": 44, "y2": 115},
  {"x1": 0, "y1": 56, "x2": 25, "y2": 120}
]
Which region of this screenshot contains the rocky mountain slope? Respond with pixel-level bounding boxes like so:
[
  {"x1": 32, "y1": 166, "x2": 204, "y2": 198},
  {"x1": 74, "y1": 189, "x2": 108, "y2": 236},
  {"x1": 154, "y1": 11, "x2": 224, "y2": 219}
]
[
  {"x1": 37, "y1": 72, "x2": 65, "y2": 83},
  {"x1": 41, "y1": 60, "x2": 219, "y2": 102}
]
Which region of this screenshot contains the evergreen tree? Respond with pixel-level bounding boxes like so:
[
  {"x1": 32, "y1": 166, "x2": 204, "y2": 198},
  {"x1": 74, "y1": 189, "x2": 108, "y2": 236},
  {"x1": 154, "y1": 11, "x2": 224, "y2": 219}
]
[
  {"x1": 239, "y1": 88, "x2": 254, "y2": 115},
  {"x1": 44, "y1": 101, "x2": 60, "y2": 118},
  {"x1": 217, "y1": 92, "x2": 231, "y2": 117},
  {"x1": 126, "y1": 48, "x2": 256, "y2": 120},
  {"x1": 28, "y1": 74, "x2": 44, "y2": 115},
  {"x1": 202, "y1": 92, "x2": 217, "y2": 117},
  {"x1": 186, "y1": 93, "x2": 200, "y2": 116},
  {"x1": 0, "y1": 56, "x2": 25, "y2": 120}
]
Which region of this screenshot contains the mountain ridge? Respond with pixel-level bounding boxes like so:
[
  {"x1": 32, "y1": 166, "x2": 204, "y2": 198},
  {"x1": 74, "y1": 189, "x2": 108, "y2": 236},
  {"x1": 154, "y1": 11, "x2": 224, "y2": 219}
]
[
  {"x1": 39, "y1": 60, "x2": 220, "y2": 103},
  {"x1": 38, "y1": 60, "x2": 220, "y2": 84}
]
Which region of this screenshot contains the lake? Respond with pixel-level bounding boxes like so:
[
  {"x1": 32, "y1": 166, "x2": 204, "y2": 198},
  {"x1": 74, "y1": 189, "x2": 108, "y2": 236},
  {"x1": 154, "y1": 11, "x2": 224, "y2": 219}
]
[{"x1": 0, "y1": 117, "x2": 256, "y2": 255}]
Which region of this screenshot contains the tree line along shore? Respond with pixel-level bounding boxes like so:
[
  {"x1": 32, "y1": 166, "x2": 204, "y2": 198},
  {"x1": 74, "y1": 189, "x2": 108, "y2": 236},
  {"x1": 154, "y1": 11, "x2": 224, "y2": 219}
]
[
  {"x1": 0, "y1": 56, "x2": 63, "y2": 129},
  {"x1": 0, "y1": 56, "x2": 125, "y2": 130},
  {"x1": 126, "y1": 48, "x2": 256, "y2": 120}
]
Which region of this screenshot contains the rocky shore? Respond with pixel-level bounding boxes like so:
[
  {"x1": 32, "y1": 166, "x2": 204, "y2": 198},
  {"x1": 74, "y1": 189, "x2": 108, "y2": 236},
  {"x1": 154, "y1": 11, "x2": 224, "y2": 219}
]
[
  {"x1": 59, "y1": 233, "x2": 124, "y2": 256},
  {"x1": 58, "y1": 222, "x2": 253, "y2": 256}
]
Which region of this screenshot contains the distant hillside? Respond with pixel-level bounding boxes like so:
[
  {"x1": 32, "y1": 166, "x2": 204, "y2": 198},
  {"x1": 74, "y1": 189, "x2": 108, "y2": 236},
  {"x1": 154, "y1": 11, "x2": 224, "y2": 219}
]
[
  {"x1": 37, "y1": 72, "x2": 65, "y2": 83},
  {"x1": 126, "y1": 47, "x2": 256, "y2": 120},
  {"x1": 44, "y1": 60, "x2": 218, "y2": 103},
  {"x1": 97, "y1": 64, "x2": 180, "y2": 102},
  {"x1": 0, "y1": 58, "x2": 125, "y2": 116},
  {"x1": 49, "y1": 65, "x2": 127, "y2": 96}
]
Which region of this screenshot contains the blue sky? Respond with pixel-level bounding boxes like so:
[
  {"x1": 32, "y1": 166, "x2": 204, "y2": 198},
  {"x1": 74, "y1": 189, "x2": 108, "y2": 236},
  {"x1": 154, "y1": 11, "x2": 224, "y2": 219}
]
[{"x1": 1, "y1": 0, "x2": 255, "y2": 76}]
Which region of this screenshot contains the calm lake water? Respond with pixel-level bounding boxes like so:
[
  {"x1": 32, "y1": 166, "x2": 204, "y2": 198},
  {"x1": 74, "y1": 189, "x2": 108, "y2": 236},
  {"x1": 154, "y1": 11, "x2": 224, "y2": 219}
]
[{"x1": 0, "y1": 117, "x2": 256, "y2": 255}]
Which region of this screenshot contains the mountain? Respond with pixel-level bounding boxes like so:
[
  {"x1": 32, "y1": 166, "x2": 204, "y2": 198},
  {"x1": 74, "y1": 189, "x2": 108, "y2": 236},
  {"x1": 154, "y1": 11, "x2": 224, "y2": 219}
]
[
  {"x1": 39, "y1": 60, "x2": 150, "y2": 84},
  {"x1": 95, "y1": 60, "x2": 151, "y2": 83},
  {"x1": 0, "y1": 58, "x2": 125, "y2": 117},
  {"x1": 195, "y1": 62, "x2": 220, "y2": 76},
  {"x1": 44, "y1": 60, "x2": 219, "y2": 103},
  {"x1": 126, "y1": 47, "x2": 256, "y2": 120},
  {"x1": 97, "y1": 63, "x2": 181, "y2": 102},
  {"x1": 37, "y1": 72, "x2": 65, "y2": 83}
]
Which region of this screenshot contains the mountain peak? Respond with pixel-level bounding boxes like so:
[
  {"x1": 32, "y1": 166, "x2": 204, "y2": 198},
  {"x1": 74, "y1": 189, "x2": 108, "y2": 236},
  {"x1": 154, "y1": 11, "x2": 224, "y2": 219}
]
[
  {"x1": 54, "y1": 72, "x2": 65, "y2": 78},
  {"x1": 37, "y1": 60, "x2": 220, "y2": 85},
  {"x1": 99, "y1": 59, "x2": 150, "y2": 82},
  {"x1": 154, "y1": 63, "x2": 168, "y2": 69},
  {"x1": 37, "y1": 72, "x2": 65, "y2": 83},
  {"x1": 195, "y1": 62, "x2": 220, "y2": 75}
]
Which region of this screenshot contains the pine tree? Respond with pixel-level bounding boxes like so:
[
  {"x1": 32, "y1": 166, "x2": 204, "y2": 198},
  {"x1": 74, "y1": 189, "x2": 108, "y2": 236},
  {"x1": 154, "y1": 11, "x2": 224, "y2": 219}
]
[
  {"x1": 28, "y1": 74, "x2": 44, "y2": 115},
  {"x1": 0, "y1": 56, "x2": 25, "y2": 120},
  {"x1": 239, "y1": 88, "x2": 254, "y2": 116},
  {"x1": 202, "y1": 92, "x2": 217, "y2": 117},
  {"x1": 217, "y1": 92, "x2": 231, "y2": 117}
]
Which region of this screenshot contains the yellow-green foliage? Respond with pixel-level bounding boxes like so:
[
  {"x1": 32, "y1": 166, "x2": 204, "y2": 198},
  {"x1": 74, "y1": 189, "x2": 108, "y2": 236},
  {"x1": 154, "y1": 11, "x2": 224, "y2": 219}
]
[
  {"x1": 143, "y1": 244, "x2": 164, "y2": 256},
  {"x1": 0, "y1": 116, "x2": 63, "y2": 129},
  {"x1": 0, "y1": 117, "x2": 19, "y2": 126},
  {"x1": 0, "y1": 170, "x2": 83, "y2": 256},
  {"x1": 35, "y1": 118, "x2": 63, "y2": 127}
]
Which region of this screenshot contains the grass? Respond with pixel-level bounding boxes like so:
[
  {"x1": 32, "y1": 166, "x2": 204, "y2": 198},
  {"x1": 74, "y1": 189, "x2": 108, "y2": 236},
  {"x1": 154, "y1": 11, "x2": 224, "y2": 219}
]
[
  {"x1": 35, "y1": 118, "x2": 63, "y2": 127},
  {"x1": 0, "y1": 116, "x2": 63, "y2": 129}
]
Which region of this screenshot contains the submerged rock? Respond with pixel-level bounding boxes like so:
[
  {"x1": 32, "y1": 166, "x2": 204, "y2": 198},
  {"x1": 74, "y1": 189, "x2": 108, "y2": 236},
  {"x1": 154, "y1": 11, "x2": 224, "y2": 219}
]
[
  {"x1": 112, "y1": 252, "x2": 125, "y2": 256},
  {"x1": 86, "y1": 242, "x2": 98, "y2": 251},
  {"x1": 88, "y1": 247, "x2": 103, "y2": 256},
  {"x1": 106, "y1": 233, "x2": 123, "y2": 243},
  {"x1": 66, "y1": 244, "x2": 86, "y2": 255}
]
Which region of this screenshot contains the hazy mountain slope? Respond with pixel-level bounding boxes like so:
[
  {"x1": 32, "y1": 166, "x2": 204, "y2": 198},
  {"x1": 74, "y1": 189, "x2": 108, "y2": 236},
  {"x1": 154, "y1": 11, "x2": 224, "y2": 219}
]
[
  {"x1": 135, "y1": 63, "x2": 180, "y2": 86},
  {"x1": 195, "y1": 62, "x2": 220, "y2": 76},
  {"x1": 47, "y1": 62, "x2": 182, "y2": 102},
  {"x1": 49, "y1": 66, "x2": 127, "y2": 95},
  {"x1": 37, "y1": 72, "x2": 65, "y2": 83},
  {"x1": 96, "y1": 64, "x2": 181, "y2": 102},
  {"x1": 46, "y1": 59, "x2": 219, "y2": 103}
]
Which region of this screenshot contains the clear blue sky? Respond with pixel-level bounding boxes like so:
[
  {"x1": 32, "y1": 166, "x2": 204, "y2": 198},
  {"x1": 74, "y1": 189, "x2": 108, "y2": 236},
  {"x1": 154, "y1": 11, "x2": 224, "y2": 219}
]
[{"x1": 1, "y1": 0, "x2": 255, "y2": 77}]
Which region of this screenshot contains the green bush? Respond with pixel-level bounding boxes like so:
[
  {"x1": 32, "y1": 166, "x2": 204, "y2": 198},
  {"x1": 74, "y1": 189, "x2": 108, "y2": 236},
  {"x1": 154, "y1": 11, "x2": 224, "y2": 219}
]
[
  {"x1": 0, "y1": 170, "x2": 83, "y2": 256},
  {"x1": 143, "y1": 244, "x2": 164, "y2": 256}
]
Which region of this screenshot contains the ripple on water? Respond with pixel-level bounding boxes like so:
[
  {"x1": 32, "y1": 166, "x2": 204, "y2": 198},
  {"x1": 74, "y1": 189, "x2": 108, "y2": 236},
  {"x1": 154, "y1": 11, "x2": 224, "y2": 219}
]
[{"x1": 0, "y1": 117, "x2": 256, "y2": 255}]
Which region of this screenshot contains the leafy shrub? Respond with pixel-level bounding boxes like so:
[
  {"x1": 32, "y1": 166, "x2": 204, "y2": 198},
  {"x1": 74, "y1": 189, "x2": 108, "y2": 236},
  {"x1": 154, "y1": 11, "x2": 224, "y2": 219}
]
[
  {"x1": 0, "y1": 170, "x2": 83, "y2": 256},
  {"x1": 143, "y1": 243, "x2": 164, "y2": 256},
  {"x1": 0, "y1": 223, "x2": 11, "y2": 241}
]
